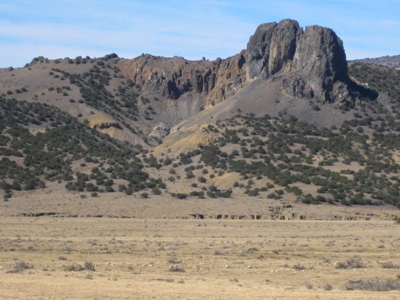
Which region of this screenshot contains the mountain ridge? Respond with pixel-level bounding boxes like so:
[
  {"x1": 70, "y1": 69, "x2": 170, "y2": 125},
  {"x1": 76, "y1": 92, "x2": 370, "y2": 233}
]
[{"x1": 351, "y1": 54, "x2": 400, "y2": 69}]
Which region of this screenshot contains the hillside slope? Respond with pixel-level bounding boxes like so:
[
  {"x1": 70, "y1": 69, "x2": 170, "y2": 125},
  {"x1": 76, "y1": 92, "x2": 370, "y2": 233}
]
[{"x1": 0, "y1": 19, "x2": 400, "y2": 219}]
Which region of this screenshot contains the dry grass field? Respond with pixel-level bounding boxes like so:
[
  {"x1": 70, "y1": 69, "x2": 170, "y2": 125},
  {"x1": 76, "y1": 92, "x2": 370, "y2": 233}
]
[{"x1": 1, "y1": 216, "x2": 399, "y2": 299}]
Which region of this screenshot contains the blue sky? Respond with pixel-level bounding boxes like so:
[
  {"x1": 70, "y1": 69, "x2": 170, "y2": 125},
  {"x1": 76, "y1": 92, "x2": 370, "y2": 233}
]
[{"x1": 0, "y1": 0, "x2": 399, "y2": 68}]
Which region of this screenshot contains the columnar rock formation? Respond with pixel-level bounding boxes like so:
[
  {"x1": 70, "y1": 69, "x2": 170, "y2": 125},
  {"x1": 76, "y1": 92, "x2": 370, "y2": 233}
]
[{"x1": 246, "y1": 19, "x2": 350, "y2": 103}]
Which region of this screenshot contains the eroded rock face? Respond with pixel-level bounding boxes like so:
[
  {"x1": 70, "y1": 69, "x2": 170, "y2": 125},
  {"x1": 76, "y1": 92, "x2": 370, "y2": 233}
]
[
  {"x1": 118, "y1": 53, "x2": 246, "y2": 105},
  {"x1": 247, "y1": 19, "x2": 350, "y2": 103},
  {"x1": 247, "y1": 19, "x2": 301, "y2": 79},
  {"x1": 292, "y1": 25, "x2": 349, "y2": 102}
]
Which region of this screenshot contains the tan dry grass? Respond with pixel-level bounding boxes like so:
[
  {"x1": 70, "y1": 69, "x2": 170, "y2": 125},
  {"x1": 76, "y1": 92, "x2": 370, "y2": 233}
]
[{"x1": 0, "y1": 217, "x2": 399, "y2": 299}]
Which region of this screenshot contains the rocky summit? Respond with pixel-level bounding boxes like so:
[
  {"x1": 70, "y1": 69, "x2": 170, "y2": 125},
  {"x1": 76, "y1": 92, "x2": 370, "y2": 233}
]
[
  {"x1": 247, "y1": 19, "x2": 349, "y2": 103},
  {"x1": 119, "y1": 19, "x2": 355, "y2": 110}
]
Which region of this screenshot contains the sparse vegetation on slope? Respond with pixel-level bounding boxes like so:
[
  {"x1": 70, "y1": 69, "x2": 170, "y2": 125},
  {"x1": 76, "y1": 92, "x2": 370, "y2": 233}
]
[
  {"x1": 2, "y1": 93, "x2": 400, "y2": 209},
  {"x1": 0, "y1": 98, "x2": 156, "y2": 200},
  {"x1": 349, "y1": 62, "x2": 400, "y2": 103},
  {"x1": 157, "y1": 113, "x2": 400, "y2": 208}
]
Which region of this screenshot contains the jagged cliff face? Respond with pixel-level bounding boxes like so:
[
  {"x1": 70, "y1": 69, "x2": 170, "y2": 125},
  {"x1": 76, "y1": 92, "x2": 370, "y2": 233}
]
[
  {"x1": 118, "y1": 53, "x2": 246, "y2": 106},
  {"x1": 119, "y1": 19, "x2": 354, "y2": 113},
  {"x1": 247, "y1": 19, "x2": 350, "y2": 103}
]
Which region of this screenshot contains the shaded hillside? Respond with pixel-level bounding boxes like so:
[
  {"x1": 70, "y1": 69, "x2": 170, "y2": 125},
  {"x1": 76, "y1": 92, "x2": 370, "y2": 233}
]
[{"x1": 349, "y1": 62, "x2": 400, "y2": 103}]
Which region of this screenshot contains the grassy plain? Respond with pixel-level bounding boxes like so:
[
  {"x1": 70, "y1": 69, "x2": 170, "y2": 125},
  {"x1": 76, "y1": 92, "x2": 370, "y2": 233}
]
[{"x1": 0, "y1": 216, "x2": 399, "y2": 299}]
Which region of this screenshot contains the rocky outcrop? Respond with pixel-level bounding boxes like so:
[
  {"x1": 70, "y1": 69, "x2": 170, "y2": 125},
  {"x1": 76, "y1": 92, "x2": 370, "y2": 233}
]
[
  {"x1": 247, "y1": 19, "x2": 301, "y2": 79},
  {"x1": 118, "y1": 53, "x2": 246, "y2": 106},
  {"x1": 120, "y1": 19, "x2": 357, "y2": 107},
  {"x1": 247, "y1": 19, "x2": 350, "y2": 103},
  {"x1": 292, "y1": 25, "x2": 349, "y2": 102}
]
